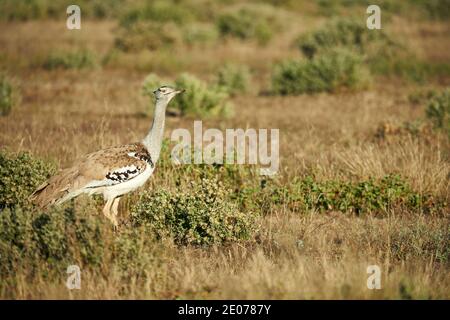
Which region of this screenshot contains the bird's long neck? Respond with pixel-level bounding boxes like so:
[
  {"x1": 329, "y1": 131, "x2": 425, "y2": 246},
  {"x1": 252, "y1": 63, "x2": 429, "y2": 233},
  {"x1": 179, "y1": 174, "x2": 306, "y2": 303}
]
[{"x1": 142, "y1": 99, "x2": 167, "y2": 162}]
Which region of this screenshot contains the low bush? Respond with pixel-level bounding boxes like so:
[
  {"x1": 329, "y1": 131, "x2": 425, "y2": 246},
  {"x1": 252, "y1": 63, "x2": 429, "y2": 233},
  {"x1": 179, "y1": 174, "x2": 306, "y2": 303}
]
[
  {"x1": 296, "y1": 18, "x2": 392, "y2": 59},
  {"x1": 115, "y1": 0, "x2": 198, "y2": 52},
  {"x1": 0, "y1": 151, "x2": 56, "y2": 209},
  {"x1": 42, "y1": 50, "x2": 97, "y2": 70},
  {"x1": 119, "y1": 0, "x2": 194, "y2": 28},
  {"x1": 413, "y1": 0, "x2": 450, "y2": 20},
  {"x1": 272, "y1": 48, "x2": 371, "y2": 95},
  {"x1": 0, "y1": 0, "x2": 125, "y2": 21},
  {"x1": 174, "y1": 74, "x2": 232, "y2": 117},
  {"x1": 426, "y1": 88, "x2": 450, "y2": 137},
  {"x1": 142, "y1": 73, "x2": 232, "y2": 118},
  {"x1": 0, "y1": 205, "x2": 110, "y2": 277},
  {"x1": 216, "y1": 5, "x2": 281, "y2": 45},
  {"x1": 215, "y1": 64, "x2": 251, "y2": 96},
  {"x1": 260, "y1": 174, "x2": 442, "y2": 215},
  {"x1": 0, "y1": 74, "x2": 14, "y2": 116},
  {"x1": 131, "y1": 178, "x2": 259, "y2": 245}
]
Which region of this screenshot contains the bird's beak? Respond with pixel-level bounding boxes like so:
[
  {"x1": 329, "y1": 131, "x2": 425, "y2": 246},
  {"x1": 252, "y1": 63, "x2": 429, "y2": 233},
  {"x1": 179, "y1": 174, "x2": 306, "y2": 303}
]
[{"x1": 175, "y1": 88, "x2": 185, "y2": 94}]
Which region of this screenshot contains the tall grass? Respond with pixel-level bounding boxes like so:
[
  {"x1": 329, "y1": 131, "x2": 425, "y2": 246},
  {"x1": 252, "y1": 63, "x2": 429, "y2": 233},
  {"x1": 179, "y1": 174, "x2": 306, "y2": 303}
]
[{"x1": 0, "y1": 74, "x2": 15, "y2": 116}]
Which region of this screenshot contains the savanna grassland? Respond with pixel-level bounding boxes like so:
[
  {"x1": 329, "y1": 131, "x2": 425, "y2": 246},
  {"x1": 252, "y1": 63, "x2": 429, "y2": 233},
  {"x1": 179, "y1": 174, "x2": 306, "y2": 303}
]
[{"x1": 0, "y1": 0, "x2": 449, "y2": 299}]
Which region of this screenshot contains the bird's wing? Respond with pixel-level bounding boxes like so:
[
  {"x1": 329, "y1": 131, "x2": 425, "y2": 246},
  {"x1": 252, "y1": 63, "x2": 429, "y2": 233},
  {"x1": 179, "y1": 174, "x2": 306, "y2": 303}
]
[
  {"x1": 78, "y1": 143, "x2": 154, "y2": 189},
  {"x1": 30, "y1": 143, "x2": 154, "y2": 208}
]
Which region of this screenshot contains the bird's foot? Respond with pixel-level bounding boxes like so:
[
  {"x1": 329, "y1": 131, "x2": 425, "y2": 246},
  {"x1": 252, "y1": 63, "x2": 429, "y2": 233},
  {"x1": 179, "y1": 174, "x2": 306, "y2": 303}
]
[{"x1": 111, "y1": 218, "x2": 119, "y2": 232}]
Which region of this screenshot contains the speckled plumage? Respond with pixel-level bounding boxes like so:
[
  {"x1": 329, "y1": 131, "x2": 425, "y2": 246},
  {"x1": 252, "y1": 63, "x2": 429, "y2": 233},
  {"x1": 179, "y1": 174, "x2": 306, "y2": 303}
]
[
  {"x1": 30, "y1": 142, "x2": 153, "y2": 207},
  {"x1": 30, "y1": 86, "x2": 183, "y2": 228}
]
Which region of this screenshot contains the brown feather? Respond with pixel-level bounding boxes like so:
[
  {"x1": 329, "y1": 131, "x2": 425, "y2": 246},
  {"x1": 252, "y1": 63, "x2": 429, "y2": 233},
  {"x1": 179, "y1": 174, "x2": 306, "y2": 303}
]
[{"x1": 30, "y1": 143, "x2": 151, "y2": 208}]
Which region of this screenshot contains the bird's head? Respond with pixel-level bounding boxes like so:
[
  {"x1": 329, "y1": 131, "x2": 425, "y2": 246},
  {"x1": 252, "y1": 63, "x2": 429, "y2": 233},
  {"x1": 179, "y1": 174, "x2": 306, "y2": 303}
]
[{"x1": 153, "y1": 86, "x2": 184, "y2": 103}]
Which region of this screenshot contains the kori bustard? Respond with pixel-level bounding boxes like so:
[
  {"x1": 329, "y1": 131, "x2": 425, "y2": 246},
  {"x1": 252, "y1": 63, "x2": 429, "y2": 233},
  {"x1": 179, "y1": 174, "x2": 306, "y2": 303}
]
[{"x1": 31, "y1": 86, "x2": 184, "y2": 227}]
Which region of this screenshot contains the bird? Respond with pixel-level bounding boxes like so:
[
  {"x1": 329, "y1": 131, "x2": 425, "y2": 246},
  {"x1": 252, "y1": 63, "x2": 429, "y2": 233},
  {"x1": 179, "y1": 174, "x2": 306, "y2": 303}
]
[{"x1": 30, "y1": 86, "x2": 184, "y2": 228}]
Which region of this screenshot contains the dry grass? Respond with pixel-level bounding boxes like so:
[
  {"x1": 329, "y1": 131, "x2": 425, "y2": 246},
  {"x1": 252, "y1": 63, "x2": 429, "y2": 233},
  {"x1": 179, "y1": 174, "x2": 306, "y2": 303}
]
[
  {"x1": 0, "y1": 11, "x2": 449, "y2": 300},
  {"x1": 4, "y1": 211, "x2": 448, "y2": 299}
]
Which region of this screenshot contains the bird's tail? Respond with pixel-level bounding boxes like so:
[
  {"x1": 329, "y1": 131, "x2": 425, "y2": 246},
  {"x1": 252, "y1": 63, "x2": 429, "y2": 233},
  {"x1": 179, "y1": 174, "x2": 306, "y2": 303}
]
[{"x1": 29, "y1": 167, "x2": 82, "y2": 209}]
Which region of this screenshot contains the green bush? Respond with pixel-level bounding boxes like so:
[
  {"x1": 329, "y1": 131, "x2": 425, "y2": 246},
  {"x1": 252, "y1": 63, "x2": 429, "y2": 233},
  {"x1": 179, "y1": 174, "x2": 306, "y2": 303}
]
[
  {"x1": 142, "y1": 73, "x2": 233, "y2": 118},
  {"x1": 216, "y1": 6, "x2": 280, "y2": 45},
  {"x1": 42, "y1": 50, "x2": 97, "y2": 70},
  {"x1": 131, "y1": 178, "x2": 259, "y2": 245},
  {"x1": 295, "y1": 16, "x2": 450, "y2": 83},
  {"x1": 0, "y1": 205, "x2": 109, "y2": 276},
  {"x1": 0, "y1": 203, "x2": 166, "y2": 282},
  {"x1": 412, "y1": 0, "x2": 450, "y2": 20},
  {"x1": 312, "y1": 0, "x2": 450, "y2": 21},
  {"x1": 115, "y1": 0, "x2": 195, "y2": 52},
  {"x1": 174, "y1": 74, "x2": 232, "y2": 117},
  {"x1": 142, "y1": 73, "x2": 164, "y2": 99},
  {"x1": 215, "y1": 64, "x2": 251, "y2": 96},
  {"x1": 260, "y1": 174, "x2": 442, "y2": 215},
  {"x1": 296, "y1": 18, "x2": 392, "y2": 59},
  {"x1": 0, "y1": 0, "x2": 125, "y2": 21},
  {"x1": 426, "y1": 88, "x2": 450, "y2": 137},
  {"x1": 0, "y1": 151, "x2": 56, "y2": 209},
  {"x1": 119, "y1": 0, "x2": 194, "y2": 28},
  {"x1": 272, "y1": 48, "x2": 371, "y2": 95},
  {"x1": 0, "y1": 74, "x2": 14, "y2": 116}
]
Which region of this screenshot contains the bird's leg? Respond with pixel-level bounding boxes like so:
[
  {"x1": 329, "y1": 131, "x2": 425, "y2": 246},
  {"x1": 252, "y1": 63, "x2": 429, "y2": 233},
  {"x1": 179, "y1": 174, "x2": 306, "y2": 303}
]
[
  {"x1": 111, "y1": 196, "x2": 122, "y2": 227},
  {"x1": 102, "y1": 198, "x2": 118, "y2": 228}
]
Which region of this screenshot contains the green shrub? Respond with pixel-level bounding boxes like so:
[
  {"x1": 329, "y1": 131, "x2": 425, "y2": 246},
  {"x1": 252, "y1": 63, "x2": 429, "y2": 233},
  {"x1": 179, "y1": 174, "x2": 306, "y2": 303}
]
[
  {"x1": 0, "y1": 0, "x2": 125, "y2": 21},
  {"x1": 131, "y1": 178, "x2": 259, "y2": 245},
  {"x1": 119, "y1": 0, "x2": 194, "y2": 28},
  {"x1": 272, "y1": 48, "x2": 371, "y2": 95},
  {"x1": 312, "y1": 0, "x2": 450, "y2": 21},
  {"x1": 32, "y1": 211, "x2": 69, "y2": 262},
  {"x1": 142, "y1": 73, "x2": 165, "y2": 99},
  {"x1": 261, "y1": 174, "x2": 442, "y2": 215},
  {"x1": 216, "y1": 6, "x2": 280, "y2": 45},
  {"x1": 426, "y1": 88, "x2": 450, "y2": 137},
  {"x1": 296, "y1": 18, "x2": 392, "y2": 59},
  {"x1": 215, "y1": 64, "x2": 251, "y2": 96},
  {"x1": 0, "y1": 205, "x2": 109, "y2": 276},
  {"x1": 0, "y1": 0, "x2": 58, "y2": 21},
  {"x1": 43, "y1": 50, "x2": 96, "y2": 70},
  {"x1": 0, "y1": 74, "x2": 14, "y2": 116},
  {"x1": 412, "y1": 0, "x2": 450, "y2": 20},
  {"x1": 142, "y1": 73, "x2": 233, "y2": 118},
  {"x1": 0, "y1": 151, "x2": 56, "y2": 209},
  {"x1": 114, "y1": 0, "x2": 195, "y2": 52},
  {"x1": 295, "y1": 17, "x2": 450, "y2": 83},
  {"x1": 0, "y1": 206, "x2": 34, "y2": 275},
  {"x1": 175, "y1": 74, "x2": 233, "y2": 117}
]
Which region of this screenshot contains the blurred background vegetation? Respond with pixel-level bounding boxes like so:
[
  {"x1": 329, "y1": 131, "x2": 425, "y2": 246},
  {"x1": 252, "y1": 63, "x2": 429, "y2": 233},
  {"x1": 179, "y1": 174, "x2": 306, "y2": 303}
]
[{"x1": 0, "y1": 0, "x2": 449, "y2": 299}]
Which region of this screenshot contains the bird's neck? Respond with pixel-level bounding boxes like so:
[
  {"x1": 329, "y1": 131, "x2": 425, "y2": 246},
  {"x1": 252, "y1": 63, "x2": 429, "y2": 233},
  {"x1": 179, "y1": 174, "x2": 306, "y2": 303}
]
[{"x1": 142, "y1": 99, "x2": 167, "y2": 162}]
